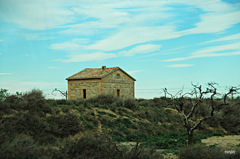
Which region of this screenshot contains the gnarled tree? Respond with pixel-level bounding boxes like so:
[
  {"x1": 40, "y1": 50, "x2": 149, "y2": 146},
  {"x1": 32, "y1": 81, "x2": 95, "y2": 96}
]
[{"x1": 164, "y1": 82, "x2": 239, "y2": 146}]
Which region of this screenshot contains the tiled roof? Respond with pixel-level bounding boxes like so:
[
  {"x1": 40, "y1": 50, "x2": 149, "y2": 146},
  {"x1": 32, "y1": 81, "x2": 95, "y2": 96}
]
[{"x1": 66, "y1": 66, "x2": 119, "y2": 80}]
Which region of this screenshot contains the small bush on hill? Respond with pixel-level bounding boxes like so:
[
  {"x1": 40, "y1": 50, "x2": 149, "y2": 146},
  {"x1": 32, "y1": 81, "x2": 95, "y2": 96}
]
[
  {"x1": 4, "y1": 95, "x2": 26, "y2": 110},
  {"x1": 23, "y1": 89, "x2": 52, "y2": 115},
  {"x1": 87, "y1": 94, "x2": 117, "y2": 105},
  {"x1": 47, "y1": 113, "x2": 82, "y2": 138}
]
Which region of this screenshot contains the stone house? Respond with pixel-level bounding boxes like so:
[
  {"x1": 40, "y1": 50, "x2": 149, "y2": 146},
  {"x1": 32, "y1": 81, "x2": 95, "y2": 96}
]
[{"x1": 66, "y1": 66, "x2": 136, "y2": 100}]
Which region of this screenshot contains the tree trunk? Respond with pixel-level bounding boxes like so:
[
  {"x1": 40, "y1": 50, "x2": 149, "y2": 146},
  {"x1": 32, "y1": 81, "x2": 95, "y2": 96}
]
[{"x1": 188, "y1": 131, "x2": 194, "y2": 146}]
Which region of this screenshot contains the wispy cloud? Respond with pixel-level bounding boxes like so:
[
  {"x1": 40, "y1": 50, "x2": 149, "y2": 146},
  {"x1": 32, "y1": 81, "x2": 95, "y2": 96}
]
[
  {"x1": 182, "y1": 11, "x2": 240, "y2": 34},
  {"x1": 62, "y1": 52, "x2": 117, "y2": 62},
  {"x1": 87, "y1": 26, "x2": 179, "y2": 51},
  {"x1": 0, "y1": 0, "x2": 74, "y2": 30},
  {"x1": 50, "y1": 42, "x2": 81, "y2": 51},
  {"x1": 0, "y1": 39, "x2": 3, "y2": 42},
  {"x1": 21, "y1": 33, "x2": 54, "y2": 40},
  {"x1": 50, "y1": 39, "x2": 90, "y2": 51},
  {"x1": 167, "y1": 64, "x2": 193, "y2": 68},
  {"x1": 203, "y1": 33, "x2": 240, "y2": 44},
  {"x1": 119, "y1": 44, "x2": 161, "y2": 56},
  {"x1": 127, "y1": 70, "x2": 144, "y2": 75},
  {"x1": 0, "y1": 73, "x2": 12, "y2": 75},
  {"x1": 165, "y1": 42, "x2": 240, "y2": 62}
]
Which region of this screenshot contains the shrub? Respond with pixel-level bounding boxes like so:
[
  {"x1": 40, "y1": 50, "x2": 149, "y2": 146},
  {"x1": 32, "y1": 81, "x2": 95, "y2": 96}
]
[
  {"x1": 0, "y1": 100, "x2": 12, "y2": 115},
  {"x1": 0, "y1": 88, "x2": 9, "y2": 101},
  {"x1": 54, "y1": 135, "x2": 123, "y2": 159},
  {"x1": 87, "y1": 94, "x2": 117, "y2": 105},
  {"x1": 0, "y1": 135, "x2": 42, "y2": 159},
  {"x1": 54, "y1": 134, "x2": 164, "y2": 159},
  {"x1": 55, "y1": 99, "x2": 67, "y2": 105},
  {"x1": 22, "y1": 89, "x2": 52, "y2": 115},
  {"x1": 179, "y1": 144, "x2": 240, "y2": 159},
  {"x1": 47, "y1": 113, "x2": 82, "y2": 138},
  {"x1": 4, "y1": 95, "x2": 25, "y2": 110},
  {"x1": 122, "y1": 98, "x2": 138, "y2": 110},
  {"x1": 1, "y1": 112, "x2": 45, "y2": 138},
  {"x1": 67, "y1": 99, "x2": 85, "y2": 106}
]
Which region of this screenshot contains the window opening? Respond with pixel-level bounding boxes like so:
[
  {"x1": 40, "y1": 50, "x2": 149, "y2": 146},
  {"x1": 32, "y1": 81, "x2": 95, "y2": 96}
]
[{"x1": 116, "y1": 74, "x2": 121, "y2": 79}]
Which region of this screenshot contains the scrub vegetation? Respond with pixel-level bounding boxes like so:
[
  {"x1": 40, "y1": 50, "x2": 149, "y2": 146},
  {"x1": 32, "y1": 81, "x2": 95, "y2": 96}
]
[{"x1": 0, "y1": 88, "x2": 240, "y2": 159}]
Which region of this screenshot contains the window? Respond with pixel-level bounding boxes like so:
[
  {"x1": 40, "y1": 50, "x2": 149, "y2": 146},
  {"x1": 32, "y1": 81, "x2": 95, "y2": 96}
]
[
  {"x1": 117, "y1": 89, "x2": 120, "y2": 97},
  {"x1": 83, "y1": 89, "x2": 86, "y2": 99},
  {"x1": 116, "y1": 73, "x2": 121, "y2": 79}
]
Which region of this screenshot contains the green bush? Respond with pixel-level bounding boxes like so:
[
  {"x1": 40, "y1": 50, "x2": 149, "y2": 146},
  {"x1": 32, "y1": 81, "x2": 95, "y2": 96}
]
[{"x1": 0, "y1": 88, "x2": 9, "y2": 101}]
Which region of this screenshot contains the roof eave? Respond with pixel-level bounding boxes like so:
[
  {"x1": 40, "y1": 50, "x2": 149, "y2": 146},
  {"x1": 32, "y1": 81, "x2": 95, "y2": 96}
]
[{"x1": 66, "y1": 77, "x2": 102, "y2": 81}]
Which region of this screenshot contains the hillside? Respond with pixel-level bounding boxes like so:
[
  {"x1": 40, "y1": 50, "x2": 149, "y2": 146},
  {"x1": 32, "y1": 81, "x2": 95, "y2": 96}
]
[{"x1": 0, "y1": 90, "x2": 240, "y2": 158}]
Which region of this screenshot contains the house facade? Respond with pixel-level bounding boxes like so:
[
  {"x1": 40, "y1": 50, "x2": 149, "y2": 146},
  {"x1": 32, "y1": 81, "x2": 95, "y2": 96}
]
[{"x1": 66, "y1": 66, "x2": 136, "y2": 100}]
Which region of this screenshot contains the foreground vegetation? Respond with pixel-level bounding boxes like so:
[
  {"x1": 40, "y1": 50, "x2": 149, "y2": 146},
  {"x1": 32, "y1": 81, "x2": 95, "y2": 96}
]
[{"x1": 0, "y1": 89, "x2": 240, "y2": 158}]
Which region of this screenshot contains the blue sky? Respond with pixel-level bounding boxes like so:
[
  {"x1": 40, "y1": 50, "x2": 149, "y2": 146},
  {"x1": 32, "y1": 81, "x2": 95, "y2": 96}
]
[{"x1": 0, "y1": 0, "x2": 240, "y2": 99}]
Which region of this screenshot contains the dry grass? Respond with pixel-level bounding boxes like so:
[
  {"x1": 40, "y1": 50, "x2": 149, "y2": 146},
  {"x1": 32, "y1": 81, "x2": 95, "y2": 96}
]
[{"x1": 202, "y1": 135, "x2": 240, "y2": 148}]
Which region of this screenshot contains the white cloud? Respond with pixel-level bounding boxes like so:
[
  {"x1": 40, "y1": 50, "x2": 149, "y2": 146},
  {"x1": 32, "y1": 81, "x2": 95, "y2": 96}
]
[
  {"x1": 126, "y1": 70, "x2": 144, "y2": 75},
  {"x1": 0, "y1": 53, "x2": 2, "y2": 55},
  {"x1": 21, "y1": 33, "x2": 54, "y2": 40},
  {"x1": 119, "y1": 44, "x2": 161, "y2": 56},
  {"x1": 0, "y1": 73, "x2": 12, "y2": 75},
  {"x1": 193, "y1": 42, "x2": 240, "y2": 55},
  {"x1": 61, "y1": 1, "x2": 172, "y2": 35},
  {"x1": 182, "y1": 11, "x2": 240, "y2": 34},
  {"x1": 0, "y1": 0, "x2": 74, "y2": 30},
  {"x1": 0, "y1": 39, "x2": 3, "y2": 42},
  {"x1": 167, "y1": 64, "x2": 193, "y2": 68},
  {"x1": 50, "y1": 42, "x2": 81, "y2": 51},
  {"x1": 165, "y1": 52, "x2": 240, "y2": 62},
  {"x1": 183, "y1": 0, "x2": 235, "y2": 12},
  {"x1": 204, "y1": 33, "x2": 240, "y2": 44},
  {"x1": 165, "y1": 42, "x2": 240, "y2": 62},
  {"x1": 62, "y1": 52, "x2": 117, "y2": 62},
  {"x1": 87, "y1": 26, "x2": 179, "y2": 51}
]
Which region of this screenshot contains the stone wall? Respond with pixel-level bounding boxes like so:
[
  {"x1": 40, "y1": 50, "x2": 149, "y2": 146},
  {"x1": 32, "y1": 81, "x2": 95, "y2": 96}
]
[
  {"x1": 68, "y1": 79, "x2": 101, "y2": 100},
  {"x1": 102, "y1": 70, "x2": 134, "y2": 99}
]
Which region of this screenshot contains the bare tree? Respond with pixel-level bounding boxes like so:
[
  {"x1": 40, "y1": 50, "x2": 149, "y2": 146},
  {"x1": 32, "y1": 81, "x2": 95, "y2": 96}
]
[
  {"x1": 165, "y1": 82, "x2": 239, "y2": 146},
  {"x1": 52, "y1": 88, "x2": 68, "y2": 101}
]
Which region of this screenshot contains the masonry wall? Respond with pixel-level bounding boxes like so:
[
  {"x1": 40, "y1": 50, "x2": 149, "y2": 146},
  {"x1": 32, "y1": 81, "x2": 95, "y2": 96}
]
[
  {"x1": 102, "y1": 70, "x2": 134, "y2": 99},
  {"x1": 68, "y1": 79, "x2": 101, "y2": 100}
]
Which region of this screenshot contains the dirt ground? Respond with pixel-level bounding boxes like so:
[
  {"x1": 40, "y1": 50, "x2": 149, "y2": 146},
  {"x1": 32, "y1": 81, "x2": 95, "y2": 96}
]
[{"x1": 202, "y1": 135, "x2": 240, "y2": 148}]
